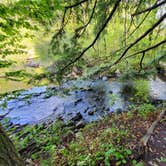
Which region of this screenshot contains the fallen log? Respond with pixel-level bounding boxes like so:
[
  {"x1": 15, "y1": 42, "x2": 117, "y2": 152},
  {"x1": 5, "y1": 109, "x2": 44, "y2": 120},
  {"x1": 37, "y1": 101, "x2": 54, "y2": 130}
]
[
  {"x1": 140, "y1": 109, "x2": 165, "y2": 147},
  {"x1": 132, "y1": 109, "x2": 166, "y2": 162},
  {"x1": 133, "y1": 109, "x2": 166, "y2": 161}
]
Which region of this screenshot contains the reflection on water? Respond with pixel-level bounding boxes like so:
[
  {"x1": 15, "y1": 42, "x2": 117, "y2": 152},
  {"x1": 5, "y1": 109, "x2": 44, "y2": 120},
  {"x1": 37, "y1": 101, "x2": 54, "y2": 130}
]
[{"x1": 0, "y1": 64, "x2": 48, "y2": 94}]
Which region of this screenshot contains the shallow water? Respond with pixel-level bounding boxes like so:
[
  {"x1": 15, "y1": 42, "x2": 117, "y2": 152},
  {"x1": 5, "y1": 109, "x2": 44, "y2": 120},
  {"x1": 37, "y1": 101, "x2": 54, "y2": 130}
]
[
  {"x1": 0, "y1": 80, "x2": 125, "y2": 125},
  {"x1": 0, "y1": 76, "x2": 166, "y2": 127},
  {"x1": 149, "y1": 76, "x2": 166, "y2": 101}
]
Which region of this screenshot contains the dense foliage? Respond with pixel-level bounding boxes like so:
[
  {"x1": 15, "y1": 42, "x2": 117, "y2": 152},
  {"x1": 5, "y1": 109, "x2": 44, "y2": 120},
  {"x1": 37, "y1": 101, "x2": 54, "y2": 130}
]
[{"x1": 0, "y1": 0, "x2": 165, "y2": 82}]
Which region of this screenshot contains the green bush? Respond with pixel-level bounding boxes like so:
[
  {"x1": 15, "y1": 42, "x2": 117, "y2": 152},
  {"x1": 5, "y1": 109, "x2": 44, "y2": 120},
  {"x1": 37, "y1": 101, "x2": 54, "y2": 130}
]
[
  {"x1": 138, "y1": 103, "x2": 155, "y2": 118},
  {"x1": 134, "y1": 79, "x2": 150, "y2": 102},
  {"x1": 104, "y1": 144, "x2": 132, "y2": 166}
]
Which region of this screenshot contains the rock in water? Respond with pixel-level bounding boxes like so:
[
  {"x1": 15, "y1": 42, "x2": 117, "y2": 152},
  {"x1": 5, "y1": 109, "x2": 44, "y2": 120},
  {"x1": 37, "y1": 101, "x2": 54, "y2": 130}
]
[
  {"x1": 102, "y1": 76, "x2": 108, "y2": 81},
  {"x1": 71, "y1": 112, "x2": 83, "y2": 122},
  {"x1": 76, "y1": 120, "x2": 85, "y2": 129},
  {"x1": 88, "y1": 110, "x2": 95, "y2": 115}
]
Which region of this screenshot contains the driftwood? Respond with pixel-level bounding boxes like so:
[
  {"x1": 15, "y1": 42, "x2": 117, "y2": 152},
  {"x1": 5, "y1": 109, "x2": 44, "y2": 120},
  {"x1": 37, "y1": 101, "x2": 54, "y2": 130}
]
[
  {"x1": 132, "y1": 109, "x2": 166, "y2": 161},
  {"x1": 132, "y1": 109, "x2": 166, "y2": 162},
  {"x1": 140, "y1": 109, "x2": 165, "y2": 147}
]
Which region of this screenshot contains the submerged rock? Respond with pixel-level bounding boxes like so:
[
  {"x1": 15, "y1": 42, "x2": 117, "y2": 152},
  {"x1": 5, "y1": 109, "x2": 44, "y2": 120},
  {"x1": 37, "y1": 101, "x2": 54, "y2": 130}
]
[
  {"x1": 116, "y1": 108, "x2": 123, "y2": 114},
  {"x1": 88, "y1": 110, "x2": 95, "y2": 115},
  {"x1": 71, "y1": 112, "x2": 83, "y2": 122},
  {"x1": 0, "y1": 76, "x2": 165, "y2": 128},
  {"x1": 76, "y1": 120, "x2": 86, "y2": 129}
]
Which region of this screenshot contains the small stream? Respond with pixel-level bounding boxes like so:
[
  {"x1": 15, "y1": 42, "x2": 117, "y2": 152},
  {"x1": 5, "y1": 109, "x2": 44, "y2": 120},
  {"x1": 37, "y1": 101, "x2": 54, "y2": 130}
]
[{"x1": 0, "y1": 76, "x2": 166, "y2": 128}]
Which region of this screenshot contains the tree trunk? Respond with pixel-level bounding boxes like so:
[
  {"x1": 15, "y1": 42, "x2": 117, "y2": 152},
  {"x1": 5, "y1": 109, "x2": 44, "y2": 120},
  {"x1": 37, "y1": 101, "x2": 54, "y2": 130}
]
[{"x1": 0, "y1": 125, "x2": 24, "y2": 166}]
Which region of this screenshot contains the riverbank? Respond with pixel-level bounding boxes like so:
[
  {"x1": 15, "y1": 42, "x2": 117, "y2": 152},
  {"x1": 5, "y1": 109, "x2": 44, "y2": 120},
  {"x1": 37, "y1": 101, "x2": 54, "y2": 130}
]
[{"x1": 7, "y1": 104, "x2": 166, "y2": 166}]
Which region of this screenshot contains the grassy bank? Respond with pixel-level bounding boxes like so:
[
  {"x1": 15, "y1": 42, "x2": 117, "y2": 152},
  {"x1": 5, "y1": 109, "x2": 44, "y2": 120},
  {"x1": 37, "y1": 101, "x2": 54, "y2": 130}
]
[{"x1": 6, "y1": 102, "x2": 165, "y2": 166}]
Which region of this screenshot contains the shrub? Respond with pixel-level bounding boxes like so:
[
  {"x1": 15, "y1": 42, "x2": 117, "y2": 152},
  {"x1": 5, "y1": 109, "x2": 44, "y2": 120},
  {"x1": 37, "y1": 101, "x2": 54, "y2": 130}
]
[
  {"x1": 104, "y1": 144, "x2": 132, "y2": 166},
  {"x1": 138, "y1": 103, "x2": 155, "y2": 118},
  {"x1": 133, "y1": 79, "x2": 150, "y2": 102}
]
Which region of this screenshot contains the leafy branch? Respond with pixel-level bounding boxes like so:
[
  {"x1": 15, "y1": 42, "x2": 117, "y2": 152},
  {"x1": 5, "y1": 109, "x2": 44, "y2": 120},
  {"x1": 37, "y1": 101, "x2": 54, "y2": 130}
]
[{"x1": 59, "y1": 0, "x2": 122, "y2": 73}]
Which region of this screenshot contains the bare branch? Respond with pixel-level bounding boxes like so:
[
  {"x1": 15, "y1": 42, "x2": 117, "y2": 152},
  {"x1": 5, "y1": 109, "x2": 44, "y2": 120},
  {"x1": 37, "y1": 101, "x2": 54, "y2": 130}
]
[
  {"x1": 50, "y1": 9, "x2": 67, "y2": 45},
  {"x1": 51, "y1": 0, "x2": 89, "y2": 45},
  {"x1": 126, "y1": 10, "x2": 151, "y2": 41},
  {"x1": 113, "y1": 13, "x2": 166, "y2": 65},
  {"x1": 65, "y1": 0, "x2": 89, "y2": 9},
  {"x1": 126, "y1": 38, "x2": 166, "y2": 59},
  {"x1": 126, "y1": 0, "x2": 159, "y2": 41},
  {"x1": 139, "y1": 52, "x2": 145, "y2": 72},
  {"x1": 126, "y1": 0, "x2": 143, "y2": 33},
  {"x1": 140, "y1": 109, "x2": 165, "y2": 147},
  {"x1": 132, "y1": 0, "x2": 166, "y2": 16}
]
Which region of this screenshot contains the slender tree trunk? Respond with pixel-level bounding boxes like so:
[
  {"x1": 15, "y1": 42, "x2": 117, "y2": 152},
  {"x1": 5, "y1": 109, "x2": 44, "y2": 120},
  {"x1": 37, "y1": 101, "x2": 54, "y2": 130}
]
[{"x1": 0, "y1": 125, "x2": 24, "y2": 166}]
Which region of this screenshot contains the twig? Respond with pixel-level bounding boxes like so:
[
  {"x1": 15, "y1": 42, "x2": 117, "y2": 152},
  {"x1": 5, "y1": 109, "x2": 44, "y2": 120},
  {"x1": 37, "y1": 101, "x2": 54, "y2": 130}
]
[
  {"x1": 65, "y1": 0, "x2": 89, "y2": 9},
  {"x1": 126, "y1": 0, "x2": 143, "y2": 34},
  {"x1": 126, "y1": 10, "x2": 151, "y2": 41},
  {"x1": 74, "y1": 0, "x2": 97, "y2": 38},
  {"x1": 51, "y1": 0, "x2": 89, "y2": 44},
  {"x1": 139, "y1": 52, "x2": 145, "y2": 72}
]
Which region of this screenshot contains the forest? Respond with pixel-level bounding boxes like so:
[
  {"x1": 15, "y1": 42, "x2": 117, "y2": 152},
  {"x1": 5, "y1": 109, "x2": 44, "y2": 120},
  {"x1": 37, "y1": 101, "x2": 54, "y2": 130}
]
[{"x1": 0, "y1": 0, "x2": 166, "y2": 165}]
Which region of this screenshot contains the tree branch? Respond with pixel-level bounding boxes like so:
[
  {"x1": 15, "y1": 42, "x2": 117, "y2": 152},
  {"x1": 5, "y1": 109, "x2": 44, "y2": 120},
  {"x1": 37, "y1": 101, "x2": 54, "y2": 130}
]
[
  {"x1": 126, "y1": 10, "x2": 151, "y2": 41},
  {"x1": 126, "y1": 0, "x2": 159, "y2": 41},
  {"x1": 65, "y1": 0, "x2": 89, "y2": 9},
  {"x1": 126, "y1": 0, "x2": 143, "y2": 33},
  {"x1": 139, "y1": 51, "x2": 145, "y2": 72},
  {"x1": 126, "y1": 38, "x2": 166, "y2": 59},
  {"x1": 60, "y1": 0, "x2": 122, "y2": 72},
  {"x1": 132, "y1": 0, "x2": 166, "y2": 16},
  {"x1": 112, "y1": 13, "x2": 166, "y2": 66},
  {"x1": 51, "y1": 0, "x2": 89, "y2": 45},
  {"x1": 140, "y1": 109, "x2": 165, "y2": 147},
  {"x1": 74, "y1": 0, "x2": 97, "y2": 38}
]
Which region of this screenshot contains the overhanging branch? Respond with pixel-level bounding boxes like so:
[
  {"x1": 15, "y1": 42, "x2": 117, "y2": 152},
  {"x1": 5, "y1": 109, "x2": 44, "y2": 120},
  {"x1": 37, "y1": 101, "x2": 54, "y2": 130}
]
[
  {"x1": 139, "y1": 51, "x2": 145, "y2": 72},
  {"x1": 51, "y1": 0, "x2": 89, "y2": 44},
  {"x1": 65, "y1": 0, "x2": 89, "y2": 9},
  {"x1": 126, "y1": 9, "x2": 151, "y2": 41},
  {"x1": 113, "y1": 13, "x2": 166, "y2": 65},
  {"x1": 126, "y1": 39, "x2": 166, "y2": 59},
  {"x1": 126, "y1": 0, "x2": 143, "y2": 33},
  {"x1": 132, "y1": 0, "x2": 166, "y2": 16},
  {"x1": 74, "y1": 0, "x2": 97, "y2": 38},
  {"x1": 60, "y1": 0, "x2": 122, "y2": 72}
]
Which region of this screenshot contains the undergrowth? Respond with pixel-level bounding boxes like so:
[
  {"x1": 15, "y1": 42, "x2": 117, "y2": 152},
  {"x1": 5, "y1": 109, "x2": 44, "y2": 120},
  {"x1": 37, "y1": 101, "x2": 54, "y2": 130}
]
[{"x1": 6, "y1": 105, "x2": 163, "y2": 166}]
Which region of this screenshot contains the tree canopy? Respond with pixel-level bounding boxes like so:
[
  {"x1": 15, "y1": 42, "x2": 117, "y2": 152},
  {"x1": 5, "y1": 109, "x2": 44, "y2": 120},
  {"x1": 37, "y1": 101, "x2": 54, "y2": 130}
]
[{"x1": 0, "y1": 0, "x2": 166, "y2": 82}]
